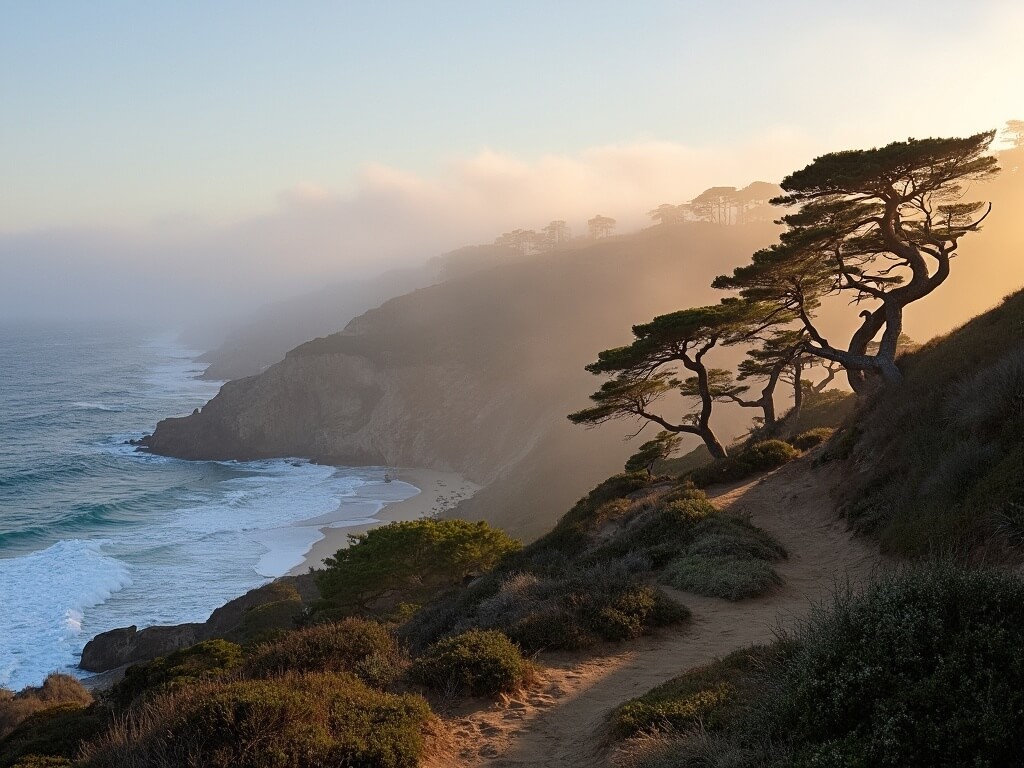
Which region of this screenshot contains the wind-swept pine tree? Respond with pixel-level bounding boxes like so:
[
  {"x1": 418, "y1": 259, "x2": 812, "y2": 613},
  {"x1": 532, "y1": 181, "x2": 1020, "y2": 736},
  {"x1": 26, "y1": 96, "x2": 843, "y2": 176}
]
[
  {"x1": 569, "y1": 301, "x2": 765, "y2": 458},
  {"x1": 715, "y1": 132, "x2": 999, "y2": 392}
]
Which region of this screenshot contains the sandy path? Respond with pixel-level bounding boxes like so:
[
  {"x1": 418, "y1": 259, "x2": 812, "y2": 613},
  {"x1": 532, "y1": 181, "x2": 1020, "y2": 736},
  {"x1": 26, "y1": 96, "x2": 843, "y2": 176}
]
[{"x1": 446, "y1": 458, "x2": 885, "y2": 767}]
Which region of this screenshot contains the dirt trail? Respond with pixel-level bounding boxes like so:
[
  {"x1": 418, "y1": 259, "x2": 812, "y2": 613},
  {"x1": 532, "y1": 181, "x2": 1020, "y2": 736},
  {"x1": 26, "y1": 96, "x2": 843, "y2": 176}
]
[{"x1": 447, "y1": 459, "x2": 886, "y2": 767}]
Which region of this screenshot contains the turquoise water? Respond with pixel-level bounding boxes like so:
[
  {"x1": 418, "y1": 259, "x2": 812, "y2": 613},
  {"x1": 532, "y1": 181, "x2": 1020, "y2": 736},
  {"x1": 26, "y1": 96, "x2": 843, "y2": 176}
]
[{"x1": 0, "y1": 322, "x2": 411, "y2": 690}]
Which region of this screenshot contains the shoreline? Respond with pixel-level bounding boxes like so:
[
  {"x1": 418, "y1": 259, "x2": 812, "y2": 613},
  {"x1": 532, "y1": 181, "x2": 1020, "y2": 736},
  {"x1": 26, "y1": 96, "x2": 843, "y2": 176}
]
[{"x1": 287, "y1": 468, "x2": 482, "y2": 575}]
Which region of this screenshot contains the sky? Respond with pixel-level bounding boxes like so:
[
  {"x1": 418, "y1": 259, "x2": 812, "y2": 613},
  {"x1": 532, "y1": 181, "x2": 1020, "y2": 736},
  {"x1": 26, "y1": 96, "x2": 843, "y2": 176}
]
[{"x1": 1, "y1": 0, "x2": 1022, "y2": 319}]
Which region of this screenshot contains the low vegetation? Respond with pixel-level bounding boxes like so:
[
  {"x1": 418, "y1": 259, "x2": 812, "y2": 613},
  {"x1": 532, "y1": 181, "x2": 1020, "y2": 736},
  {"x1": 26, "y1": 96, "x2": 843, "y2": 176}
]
[
  {"x1": 839, "y1": 289, "x2": 1024, "y2": 554},
  {"x1": 0, "y1": 676, "x2": 93, "y2": 741},
  {"x1": 110, "y1": 640, "x2": 243, "y2": 709},
  {"x1": 315, "y1": 518, "x2": 521, "y2": 616},
  {"x1": 0, "y1": 705, "x2": 104, "y2": 768},
  {"x1": 80, "y1": 673, "x2": 433, "y2": 768},
  {"x1": 245, "y1": 617, "x2": 405, "y2": 687},
  {"x1": 409, "y1": 629, "x2": 532, "y2": 697},
  {"x1": 686, "y1": 439, "x2": 800, "y2": 488},
  {"x1": 615, "y1": 564, "x2": 1024, "y2": 768},
  {"x1": 613, "y1": 647, "x2": 766, "y2": 740},
  {"x1": 786, "y1": 427, "x2": 833, "y2": 451},
  {"x1": 402, "y1": 475, "x2": 783, "y2": 653}
]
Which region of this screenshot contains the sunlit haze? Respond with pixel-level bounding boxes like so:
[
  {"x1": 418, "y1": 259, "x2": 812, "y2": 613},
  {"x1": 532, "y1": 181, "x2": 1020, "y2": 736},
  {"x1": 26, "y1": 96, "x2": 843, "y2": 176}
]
[{"x1": 1, "y1": 0, "x2": 1022, "y2": 322}]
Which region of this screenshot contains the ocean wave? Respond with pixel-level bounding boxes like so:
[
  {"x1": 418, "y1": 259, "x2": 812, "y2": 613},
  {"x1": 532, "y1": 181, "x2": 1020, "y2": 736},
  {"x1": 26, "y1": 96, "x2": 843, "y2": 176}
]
[
  {"x1": 71, "y1": 402, "x2": 126, "y2": 412},
  {"x1": 0, "y1": 539, "x2": 132, "y2": 690}
]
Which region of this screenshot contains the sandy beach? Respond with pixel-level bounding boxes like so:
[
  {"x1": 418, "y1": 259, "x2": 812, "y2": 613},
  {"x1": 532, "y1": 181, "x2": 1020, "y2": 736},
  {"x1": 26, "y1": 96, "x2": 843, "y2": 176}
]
[{"x1": 288, "y1": 468, "x2": 482, "y2": 575}]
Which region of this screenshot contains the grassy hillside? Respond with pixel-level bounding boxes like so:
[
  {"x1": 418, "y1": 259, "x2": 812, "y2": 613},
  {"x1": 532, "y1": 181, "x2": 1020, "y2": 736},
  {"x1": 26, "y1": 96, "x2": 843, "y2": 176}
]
[{"x1": 838, "y1": 287, "x2": 1024, "y2": 556}]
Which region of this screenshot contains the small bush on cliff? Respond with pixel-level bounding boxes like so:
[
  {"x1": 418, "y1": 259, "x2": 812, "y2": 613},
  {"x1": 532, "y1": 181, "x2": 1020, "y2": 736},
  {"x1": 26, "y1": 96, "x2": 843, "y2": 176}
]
[
  {"x1": 661, "y1": 555, "x2": 781, "y2": 601},
  {"x1": 245, "y1": 617, "x2": 405, "y2": 687},
  {"x1": 0, "y1": 675, "x2": 92, "y2": 740},
  {"x1": 788, "y1": 427, "x2": 834, "y2": 451},
  {"x1": 316, "y1": 519, "x2": 521, "y2": 614},
  {"x1": 80, "y1": 673, "x2": 433, "y2": 768},
  {"x1": 110, "y1": 639, "x2": 243, "y2": 709},
  {"x1": 0, "y1": 703, "x2": 106, "y2": 768},
  {"x1": 613, "y1": 647, "x2": 766, "y2": 740},
  {"x1": 404, "y1": 560, "x2": 688, "y2": 654},
  {"x1": 409, "y1": 630, "x2": 531, "y2": 697},
  {"x1": 688, "y1": 440, "x2": 799, "y2": 488}
]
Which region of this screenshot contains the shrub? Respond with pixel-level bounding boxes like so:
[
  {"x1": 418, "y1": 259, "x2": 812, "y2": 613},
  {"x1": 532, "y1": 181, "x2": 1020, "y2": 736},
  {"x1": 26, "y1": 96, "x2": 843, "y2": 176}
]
[
  {"x1": 0, "y1": 704, "x2": 106, "y2": 768},
  {"x1": 315, "y1": 519, "x2": 521, "y2": 613},
  {"x1": 613, "y1": 648, "x2": 766, "y2": 740},
  {"x1": 245, "y1": 618, "x2": 405, "y2": 687},
  {"x1": 738, "y1": 440, "x2": 799, "y2": 471},
  {"x1": 788, "y1": 427, "x2": 834, "y2": 451},
  {"x1": 0, "y1": 675, "x2": 92, "y2": 740},
  {"x1": 227, "y1": 596, "x2": 305, "y2": 646},
  {"x1": 661, "y1": 555, "x2": 781, "y2": 601},
  {"x1": 687, "y1": 457, "x2": 751, "y2": 488},
  {"x1": 685, "y1": 516, "x2": 787, "y2": 562},
  {"x1": 754, "y1": 565, "x2": 1024, "y2": 766},
  {"x1": 404, "y1": 560, "x2": 688, "y2": 654},
  {"x1": 80, "y1": 673, "x2": 432, "y2": 768},
  {"x1": 110, "y1": 639, "x2": 243, "y2": 709},
  {"x1": 409, "y1": 629, "x2": 531, "y2": 697},
  {"x1": 688, "y1": 441, "x2": 799, "y2": 488}
]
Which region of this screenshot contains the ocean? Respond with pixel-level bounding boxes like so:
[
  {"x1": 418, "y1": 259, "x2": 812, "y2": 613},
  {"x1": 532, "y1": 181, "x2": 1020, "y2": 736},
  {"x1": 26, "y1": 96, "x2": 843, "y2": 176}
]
[{"x1": 0, "y1": 321, "x2": 414, "y2": 691}]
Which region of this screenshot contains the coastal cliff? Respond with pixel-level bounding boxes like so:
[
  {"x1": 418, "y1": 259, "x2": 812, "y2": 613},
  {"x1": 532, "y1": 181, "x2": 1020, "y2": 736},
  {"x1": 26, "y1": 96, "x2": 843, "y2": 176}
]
[{"x1": 143, "y1": 223, "x2": 779, "y2": 536}]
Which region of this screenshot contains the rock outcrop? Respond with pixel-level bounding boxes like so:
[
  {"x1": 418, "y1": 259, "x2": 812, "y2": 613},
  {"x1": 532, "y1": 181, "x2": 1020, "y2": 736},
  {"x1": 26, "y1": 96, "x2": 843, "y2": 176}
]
[{"x1": 80, "y1": 575, "x2": 318, "y2": 672}]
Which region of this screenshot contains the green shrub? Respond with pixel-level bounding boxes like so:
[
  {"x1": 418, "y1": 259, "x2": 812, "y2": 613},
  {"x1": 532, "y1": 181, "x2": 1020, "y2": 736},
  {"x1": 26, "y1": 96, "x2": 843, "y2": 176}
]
[
  {"x1": 80, "y1": 673, "x2": 432, "y2": 768},
  {"x1": 0, "y1": 675, "x2": 92, "y2": 741},
  {"x1": 110, "y1": 639, "x2": 243, "y2": 708},
  {"x1": 403, "y1": 561, "x2": 688, "y2": 654},
  {"x1": 613, "y1": 648, "x2": 766, "y2": 740},
  {"x1": 661, "y1": 555, "x2": 781, "y2": 601},
  {"x1": 0, "y1": 703, "x2": 106, "y2": 768},
  {"x1": 245, "y1": 617, "x2": 404, "y2": 687},
  {"x1": 788, "y1": 427, "x2": 834, "y2": 451},
  {"x1": 688, "y1": 441, "x2": 799, "y2": 488},
  {"x1": 409, "y1": 629, "x2": 531, "y2": 697},
  {"x1": 227, "y1": 596, "x2": 305, "y2": 646},
  {"x1": 687, "y1": 457, "x2": 752, "y2": 488},
  {"x1": 755, "y1": 565, "x2": 1024, "y2": 766},
  {"x1": 685, "y1": 516, "x2": 787, "y2": 562},
  {"x1": 739, "y1": 440, "x2": 800, "y2": 471},
  {"x1": 315, "y1": 519, "x2": 521, "y2": 614}
]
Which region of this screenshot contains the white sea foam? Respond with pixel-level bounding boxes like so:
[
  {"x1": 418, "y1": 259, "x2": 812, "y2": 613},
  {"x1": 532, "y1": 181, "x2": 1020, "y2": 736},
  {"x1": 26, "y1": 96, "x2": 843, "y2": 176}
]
[
  {"x1": 0, "y1": 539, "x2": 132, "y2": 689},
  {"x1": 72, "y1": 402, "x2": 126, "y2": 412},
  {"x1": 1, "y1": 331, "x2": 422, "y2": 691}
]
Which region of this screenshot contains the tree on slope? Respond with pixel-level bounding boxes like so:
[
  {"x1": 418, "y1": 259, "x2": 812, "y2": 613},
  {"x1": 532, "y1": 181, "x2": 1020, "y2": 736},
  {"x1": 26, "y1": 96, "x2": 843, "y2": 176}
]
[
  {"x1": 715, "y1": 132, "x2": 999, "y2": 392},
  {"x1": 721, "y1": 328, "x2": 808, "y2": 433},
  {"x1": 624, "y1": 431, "x2": 682, "y2": 476},
  {"x1": 569, "y1": 301, "x2": 765, "y2": 458}
]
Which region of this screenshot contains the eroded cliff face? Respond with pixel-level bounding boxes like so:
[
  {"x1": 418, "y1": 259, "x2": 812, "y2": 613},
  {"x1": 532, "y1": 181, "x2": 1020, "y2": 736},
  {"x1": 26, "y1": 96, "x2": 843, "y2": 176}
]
[
  {"x1": 143, "y1": 223, "x2": 782, "y2": 535},
  {"x1": 144, "y1": 351, "x2": 564, "y2": 485}
]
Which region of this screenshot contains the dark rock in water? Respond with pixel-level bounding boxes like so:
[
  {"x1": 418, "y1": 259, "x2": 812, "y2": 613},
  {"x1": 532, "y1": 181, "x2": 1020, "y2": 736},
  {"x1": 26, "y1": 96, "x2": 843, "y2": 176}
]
[
  {"x1": 81, "y1": 623, "x2": 202, "y2": 672},
  {"x1": 80, "y1": 574, "x2": 320, "y2": 673}
]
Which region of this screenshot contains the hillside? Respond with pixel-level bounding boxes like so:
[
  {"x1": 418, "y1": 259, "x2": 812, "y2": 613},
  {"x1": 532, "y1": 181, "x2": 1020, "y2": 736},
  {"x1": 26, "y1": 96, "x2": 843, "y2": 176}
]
[
  {"x1": 187, "y1": 245, "x2": 524, "y2": 382},
  {"x1": 142, "y1": 222, "x2": 781, "y2": 539},
  {"x1": 9, "y1": 291, "x2": 1024, "y2": 766},
  {"x1": 838, "y1": 286, "x2": 1024, "y2": 555}
]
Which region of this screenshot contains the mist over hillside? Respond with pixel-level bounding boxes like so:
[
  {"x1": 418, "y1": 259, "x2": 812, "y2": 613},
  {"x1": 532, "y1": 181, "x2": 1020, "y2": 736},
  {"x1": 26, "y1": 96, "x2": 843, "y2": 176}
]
[{"x1": 142, "y1": 221, "x2": 781, "y2": 537}]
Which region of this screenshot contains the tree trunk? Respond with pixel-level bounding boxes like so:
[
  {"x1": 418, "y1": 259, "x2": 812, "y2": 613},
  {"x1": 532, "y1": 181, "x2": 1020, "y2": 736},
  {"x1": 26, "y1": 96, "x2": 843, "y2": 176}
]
[
  {"x1": 783, "y1": 362, "x2": 804, "y2": 438},
  {"x1": 701, "y1": 428, "x2": 728, "y2": 459}
]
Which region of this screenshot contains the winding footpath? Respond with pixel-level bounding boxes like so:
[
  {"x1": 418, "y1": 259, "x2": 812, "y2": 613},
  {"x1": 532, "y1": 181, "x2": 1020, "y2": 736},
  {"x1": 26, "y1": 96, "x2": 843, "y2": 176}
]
[{"x1": 444, "y1": 459, "x2": 887, "y2": 767}]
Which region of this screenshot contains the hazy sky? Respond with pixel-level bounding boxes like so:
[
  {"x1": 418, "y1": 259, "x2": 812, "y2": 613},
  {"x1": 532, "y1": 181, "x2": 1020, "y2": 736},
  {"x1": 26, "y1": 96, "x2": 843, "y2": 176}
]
[{"x1": 1, "y1": 1, "x2": 1021, "y2": 318}]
